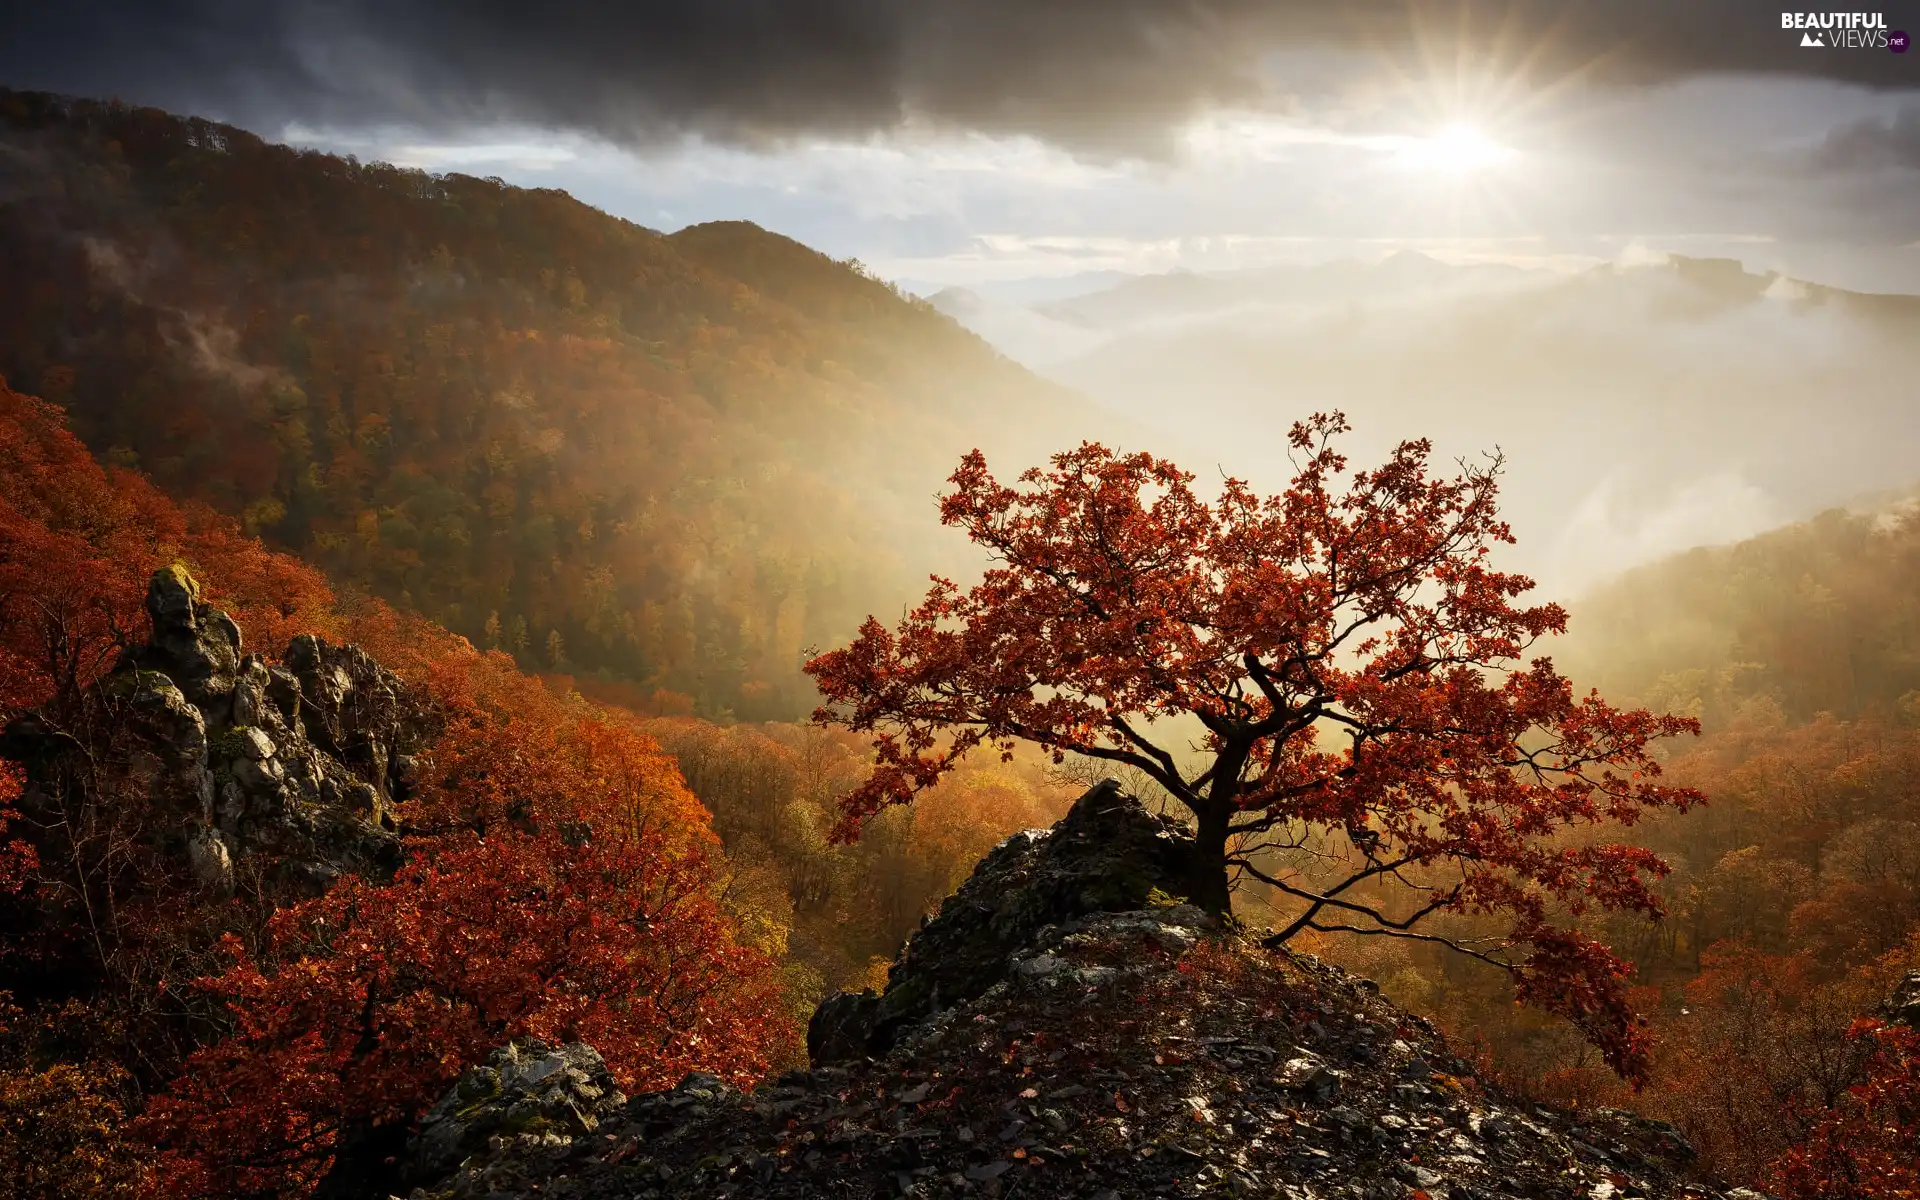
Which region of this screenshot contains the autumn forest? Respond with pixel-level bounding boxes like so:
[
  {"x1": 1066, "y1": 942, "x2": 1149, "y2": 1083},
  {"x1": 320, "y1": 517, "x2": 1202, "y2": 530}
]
[{"x1": 0, "y1": 87, "x2": 1916, "y2": 1199}]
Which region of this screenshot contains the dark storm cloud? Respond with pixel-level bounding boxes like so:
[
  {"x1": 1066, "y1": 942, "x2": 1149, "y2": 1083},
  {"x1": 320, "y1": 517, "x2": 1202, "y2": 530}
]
[{"x1": 4, "y1": 1, "x2": 1916, "y2": 151}]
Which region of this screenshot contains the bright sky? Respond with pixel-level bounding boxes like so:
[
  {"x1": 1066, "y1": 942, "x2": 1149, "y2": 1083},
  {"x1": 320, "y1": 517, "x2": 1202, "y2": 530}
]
[
  {"x1": 284, "y1": 72, "x2": 1920, "y2": 295},
  {"x1": 8, "y1": 1, "x2": 1917, "y2": 293}
]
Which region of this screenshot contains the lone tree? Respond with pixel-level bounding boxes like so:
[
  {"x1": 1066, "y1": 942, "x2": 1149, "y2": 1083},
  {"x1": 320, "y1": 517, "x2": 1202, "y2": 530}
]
[{"x1": 805, "y1": 414, "x2": 1701, "y2": 1078}]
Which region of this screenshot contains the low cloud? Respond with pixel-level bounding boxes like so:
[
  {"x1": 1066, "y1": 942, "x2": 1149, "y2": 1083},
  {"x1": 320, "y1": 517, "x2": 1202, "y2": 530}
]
[{"x1": 1816, "y1": 104, "x2": 1920, "y2": 171}]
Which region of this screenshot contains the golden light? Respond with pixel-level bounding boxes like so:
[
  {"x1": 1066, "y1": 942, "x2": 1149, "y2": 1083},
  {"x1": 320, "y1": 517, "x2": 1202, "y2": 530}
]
[{"x1": 1395, "y1": 122, "x2": 1518, "y2": 173}]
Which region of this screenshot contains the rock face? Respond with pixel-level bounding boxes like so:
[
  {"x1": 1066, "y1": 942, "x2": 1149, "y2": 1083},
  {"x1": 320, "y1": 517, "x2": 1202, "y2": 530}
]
[
  {"x1": 408, "y1": 1041, "x2": 628, "y2": 1192},
  {"x1": 810, "y1": 778, "x2": 1194, "y2": 1064},
  {"x1": 2, "y1": 566, "x2": 436, "y2": 894},
  {"x1": 403, "y1": 784, "x2": 1715, "y2": 1200},
  {"x1": 1886, "y1": 970, "x2": 1920, "y2": 1028}
]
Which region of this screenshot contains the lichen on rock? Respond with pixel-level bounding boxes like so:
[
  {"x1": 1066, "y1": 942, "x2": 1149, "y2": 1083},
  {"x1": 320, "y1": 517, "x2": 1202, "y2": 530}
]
[{"x1": 407, "y1": 1040, "x2": 628, "y2": 1192}]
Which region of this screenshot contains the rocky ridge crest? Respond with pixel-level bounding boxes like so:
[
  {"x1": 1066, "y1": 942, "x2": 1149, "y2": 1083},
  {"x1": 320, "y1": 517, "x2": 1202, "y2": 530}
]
[{"x1": 398, "y1": 783, "x2": 1715, "y2": 1200}]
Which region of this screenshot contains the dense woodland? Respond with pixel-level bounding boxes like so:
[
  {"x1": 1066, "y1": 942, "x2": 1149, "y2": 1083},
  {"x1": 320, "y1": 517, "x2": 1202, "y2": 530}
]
[
  {"x1": 0, "y1": 376, "x2": 796, "y2": 1194},
  {"x1": 0, "y1": 91, "x2": 1914, "y2": 1200}
]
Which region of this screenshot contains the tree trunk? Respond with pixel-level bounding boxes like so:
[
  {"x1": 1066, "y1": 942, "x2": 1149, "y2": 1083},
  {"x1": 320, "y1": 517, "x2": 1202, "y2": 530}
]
[
  {"x1": 1186, "y1": 801, "x2": 1234, "y2": 915},
  {"x1": 314, "y1": 1117, "x2": 411, "y2": 1199}
]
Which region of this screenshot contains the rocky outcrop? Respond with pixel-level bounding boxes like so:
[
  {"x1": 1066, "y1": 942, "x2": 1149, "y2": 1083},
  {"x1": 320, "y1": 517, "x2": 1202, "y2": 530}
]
[
  {"x1": 1886, "y1": 969, "x2": 1920, "y2": 1028},
  {"x1": 406, "y1": 1041, "x2": 628, "y2": 1192},
  {"x1": 402, "y1": 784, "x2": 1716, "y2": 1200},
  {"x1": 809, "y1": 779, "x2": 1194, "y2": 1064},
  {"x1": 2, "y1": 566, "x2": 436, "y2": 895}
]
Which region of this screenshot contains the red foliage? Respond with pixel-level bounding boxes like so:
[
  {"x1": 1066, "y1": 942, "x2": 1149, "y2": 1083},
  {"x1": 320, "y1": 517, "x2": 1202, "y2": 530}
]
[
  {"x1": 1771, "y1": 1019, "x2": 1920, "y2": 1200},
  {"x1": 0, "y1": 377, "x2": 344, "y2": 1071},
  {"x1": 139, "y1": 652, "x2": 793, "y2": 1197},
  {"x1": 1635, "y1": 943, "x2": 1891, "y2": 1181},
  {"x1": 807, "y1": 415, "x2": 1701, "y2": 1079},
  {"x1": 0, "y1": 377, "x2": 340, "y2": 721},
  {"x1": 0, "y1": 763, "x2": 33, "y2": 899},
  {"x1": 141, "y1": 831, "x2": 785, "y2": 1197}
]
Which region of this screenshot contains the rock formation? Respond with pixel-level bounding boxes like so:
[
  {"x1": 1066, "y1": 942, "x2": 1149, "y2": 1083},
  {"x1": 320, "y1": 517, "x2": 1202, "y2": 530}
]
[
  {"x1": 409, "y1": 1041, "x2": 630, "y2": 1189},
  {"x1": 1886, "y1": 969, "x2": 1920, "y2": 1029},
  {"x1": 810, "y1": 777, "x2": 1194, "y2": 1065},
  {"x1": 400, "y1": 783, "x2": 1712, "y2": 1200},
  {"x1": 2, "y1": 566, "x2": 436, "y2": 895}
]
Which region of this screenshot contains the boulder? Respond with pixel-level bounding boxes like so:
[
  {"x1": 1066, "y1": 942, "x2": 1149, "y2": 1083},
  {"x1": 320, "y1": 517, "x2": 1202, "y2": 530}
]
[
  {"x1": 123, "y1": 562, "x2": 242, "y2": 708},
  {"x1": 405, "y1": 1040, "x2": 627, "y2": 1189},
  {"x1": 807, "y1": 778, "x2": 1194, "y2": 1064},
  {"x1": 285, "y1": 633, "x2": 430, "y2": 814},
  {"x1": 1886, "y1": 970, "x2": 1920, "y2": 1028},
  {"x1": 186, "y1": 827, "x2": 234, "y2": 891}
]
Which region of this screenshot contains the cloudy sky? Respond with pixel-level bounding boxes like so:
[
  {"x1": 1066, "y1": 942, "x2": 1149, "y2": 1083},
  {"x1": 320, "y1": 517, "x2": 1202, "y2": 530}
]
[{"x1": 5, "y1": 1, "x2": 1919, "y2": 291}]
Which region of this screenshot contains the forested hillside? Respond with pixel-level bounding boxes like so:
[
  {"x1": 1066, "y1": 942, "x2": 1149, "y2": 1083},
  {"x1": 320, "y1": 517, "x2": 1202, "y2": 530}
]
[
  {"x1": 1329, "y1": 501, "x2": 1920, "y2": 1184},
  {"x1": 1566, "y1": 499, "x2": 1920, "y2": 724},
  {"x1": 0, "y1": 89, "x2": 1104, "y2": 719},
  {"x1": 0, "y1": 359, "x2": 1076, "y2": 1193}
]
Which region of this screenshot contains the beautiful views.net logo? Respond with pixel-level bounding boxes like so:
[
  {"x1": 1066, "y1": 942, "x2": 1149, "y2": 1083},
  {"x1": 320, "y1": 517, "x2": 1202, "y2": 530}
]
[{"x1": 1780, "y1": 11, "x2": 1904, "y2": 48}]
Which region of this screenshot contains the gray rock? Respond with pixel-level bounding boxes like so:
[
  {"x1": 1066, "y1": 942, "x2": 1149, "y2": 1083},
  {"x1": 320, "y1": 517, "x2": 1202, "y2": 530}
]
[
  {"x1": 808, "y1": 779, "x2": 1195, "y2": 1064},
  {"x1": 230, "y1": 657, "x2": 271, "y2": 727},
  {"x1": 231, "y1": 725, "x2": 276, "y2": 761},
  {"x1": 1278, "y1": 1052, "x2": 1333, "y2": 1089},
  {"x1": 408, "y1": 1040, "x2": 627, "y2": 1184},
  {"x1": 809, "y1": 990, "x2": 886, "y2": 1063},
  {"x1": 114, "y1": 670, "x2": 218, "y2": 821},
  {"x1": 125, "y1": 563, "x2": 241, "y2": 708},
  {"x1": 285, "y1": 633, "x2": 432, "y2": 811},
  {"x1": 186, "y1": 827, "x2": 233, "y2": 891},
  {"x1": 1885, "y1": 970, "x2": 1920, "y2": 1028},
  {"x1": 3, "y1": 567, "x2": 431, "y2": 903}
]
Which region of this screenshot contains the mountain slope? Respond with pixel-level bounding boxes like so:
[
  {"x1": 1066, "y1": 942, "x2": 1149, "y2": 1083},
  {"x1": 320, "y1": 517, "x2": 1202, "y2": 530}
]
[
  {"x1": 0, "y1": 375, "x2": 793, "y2": 1194},
  {"x1": 0, "y1": 89, "x2": 1110, "y2": 718},
  {"x1": 1562, "y1": 495, "x2": 1920, "y2": 724}
]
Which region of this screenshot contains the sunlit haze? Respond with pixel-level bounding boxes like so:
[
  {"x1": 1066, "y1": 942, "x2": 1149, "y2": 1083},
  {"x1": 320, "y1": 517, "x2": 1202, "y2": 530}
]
[{"x1": 3, "y1": 0, "x2": 1918, "y2": 599}]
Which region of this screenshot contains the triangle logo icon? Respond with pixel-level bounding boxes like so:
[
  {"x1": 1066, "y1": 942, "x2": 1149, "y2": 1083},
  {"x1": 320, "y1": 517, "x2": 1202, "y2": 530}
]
[{"x1": 1800, "y1": 31, "x2": 1824, "y2": 46}]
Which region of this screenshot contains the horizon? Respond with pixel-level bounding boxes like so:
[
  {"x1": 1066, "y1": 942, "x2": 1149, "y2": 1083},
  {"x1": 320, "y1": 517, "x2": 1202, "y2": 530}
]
[{"x1": 5, "y1": 2, "x2": 1918, "y2": 294}]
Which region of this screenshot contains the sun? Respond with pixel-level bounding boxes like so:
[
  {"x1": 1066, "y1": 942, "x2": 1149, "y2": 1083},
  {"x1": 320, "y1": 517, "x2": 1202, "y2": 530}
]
[{"x1": 1396, "y1": 122, "x2": 1518, "y2": 173}]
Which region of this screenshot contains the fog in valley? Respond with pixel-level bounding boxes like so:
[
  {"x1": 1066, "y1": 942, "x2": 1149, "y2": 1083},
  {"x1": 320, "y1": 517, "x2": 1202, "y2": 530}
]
[{"x1": 928, "y1": 250, "x2": 1920, "y2": 600}]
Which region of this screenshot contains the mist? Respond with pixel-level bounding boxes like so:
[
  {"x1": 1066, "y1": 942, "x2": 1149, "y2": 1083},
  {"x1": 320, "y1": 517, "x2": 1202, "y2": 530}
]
[{"x1": 931, "y1": 250, "x2": 1920, "y2": 599}]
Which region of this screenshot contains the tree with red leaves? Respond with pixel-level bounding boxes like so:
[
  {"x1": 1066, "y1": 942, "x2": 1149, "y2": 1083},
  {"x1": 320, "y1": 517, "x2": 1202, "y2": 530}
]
[
  {"x1": 806, "y1": 415, "x2": 1701, "y2": 1078},
  {"x1": 141, "y1": 828, "x2": 788, "y2": 1199}
]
